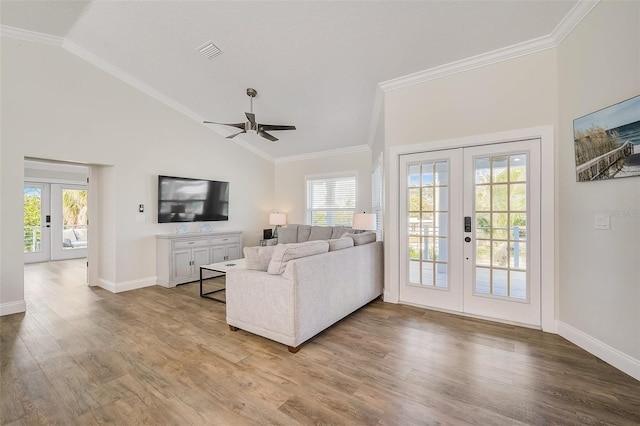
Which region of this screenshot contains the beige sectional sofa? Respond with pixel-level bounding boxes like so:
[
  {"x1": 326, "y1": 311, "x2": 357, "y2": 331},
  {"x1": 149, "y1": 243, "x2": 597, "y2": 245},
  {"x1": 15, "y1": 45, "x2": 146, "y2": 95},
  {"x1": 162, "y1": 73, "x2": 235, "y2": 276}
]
[
  {"x1": 275, "y1": 224, "x2": 351, "y2": 244},
  {"x1": 225, "y1": 227, "x2": 382, "y2": 352}
]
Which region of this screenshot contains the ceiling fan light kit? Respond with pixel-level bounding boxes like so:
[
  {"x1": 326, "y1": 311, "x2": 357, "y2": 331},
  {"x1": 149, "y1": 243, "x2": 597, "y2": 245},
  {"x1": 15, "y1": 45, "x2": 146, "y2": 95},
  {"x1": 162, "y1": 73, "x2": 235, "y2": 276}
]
[{"x1": 204, "y1": 88, "x2": 296, "y2": 142}]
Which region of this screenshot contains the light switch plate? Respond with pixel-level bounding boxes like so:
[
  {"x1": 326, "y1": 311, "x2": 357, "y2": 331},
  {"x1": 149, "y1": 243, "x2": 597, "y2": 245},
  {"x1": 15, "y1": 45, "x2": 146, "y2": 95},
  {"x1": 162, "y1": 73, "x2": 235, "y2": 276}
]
[
  {"x1": 136, "y1": 213, "x2": 145, "y2": 223},
  {"x1": 594, "y1": 213, "x2": 610, "y2": 230}
]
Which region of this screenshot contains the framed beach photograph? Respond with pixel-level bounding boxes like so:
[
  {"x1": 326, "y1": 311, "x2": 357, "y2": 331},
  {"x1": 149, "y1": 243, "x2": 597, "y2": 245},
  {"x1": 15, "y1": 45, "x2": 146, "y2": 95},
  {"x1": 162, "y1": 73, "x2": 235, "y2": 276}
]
[{"x1": 573, "y1": 94, "x2": 640, "y2": 181}]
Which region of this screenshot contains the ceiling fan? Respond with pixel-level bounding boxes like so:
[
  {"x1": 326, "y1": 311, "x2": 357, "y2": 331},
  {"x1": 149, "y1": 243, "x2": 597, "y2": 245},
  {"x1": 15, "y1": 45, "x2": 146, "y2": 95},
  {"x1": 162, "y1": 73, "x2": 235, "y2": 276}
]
[{"x1": 203, "y1": 88, "x2": 296, "y2": 142}]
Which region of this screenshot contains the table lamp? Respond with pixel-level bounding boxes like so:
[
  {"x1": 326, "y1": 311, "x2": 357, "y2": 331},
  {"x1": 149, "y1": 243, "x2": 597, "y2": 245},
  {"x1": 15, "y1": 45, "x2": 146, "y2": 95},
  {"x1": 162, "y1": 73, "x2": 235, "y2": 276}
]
[
  {"x1": 269, "y1": 212, "x2": 287, "y2": 238},
  {"x1": 352, "y1": 212, "x2": 376, "y2": 233}
]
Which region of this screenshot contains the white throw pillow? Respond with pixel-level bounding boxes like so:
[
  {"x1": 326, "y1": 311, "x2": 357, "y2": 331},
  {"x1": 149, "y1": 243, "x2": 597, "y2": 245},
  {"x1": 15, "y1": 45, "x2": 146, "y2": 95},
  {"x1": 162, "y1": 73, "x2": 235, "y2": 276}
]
[
  {"x1": 328, "y1": 237, "x2": 354, "y2": 251},
  {"x1": 267, "y1": 241, "x2": 329, "y2": 275},
  {"x1": 243, "y1": 245, "x2": 277, "y2": 271}
]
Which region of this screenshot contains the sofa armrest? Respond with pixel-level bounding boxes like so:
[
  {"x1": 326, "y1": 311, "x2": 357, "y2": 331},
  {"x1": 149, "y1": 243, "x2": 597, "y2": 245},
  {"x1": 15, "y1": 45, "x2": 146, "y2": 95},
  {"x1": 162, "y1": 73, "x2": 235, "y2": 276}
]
[{"x1": 225, "y1": 269, "x2": 296, "y2": 344}]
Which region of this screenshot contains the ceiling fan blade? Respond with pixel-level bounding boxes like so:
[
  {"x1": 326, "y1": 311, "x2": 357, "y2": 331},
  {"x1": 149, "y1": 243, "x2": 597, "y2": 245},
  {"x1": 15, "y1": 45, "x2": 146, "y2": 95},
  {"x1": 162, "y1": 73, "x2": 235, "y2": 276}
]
[
  {"x1": 226, "y1": 130, "x2": 246, "y2": 139},
  {"x1": 203, "y1": 121, "x2": 246, "y2": 130},
  {"x1": 245, "y1": 112, "x2": 256, "y2": 126},
  {"x1": 258, "y1": 131, "x2": 278, "y2": 142},
  {"x1": 259, "y1": 124, "x2": 296, "y2": 131}
]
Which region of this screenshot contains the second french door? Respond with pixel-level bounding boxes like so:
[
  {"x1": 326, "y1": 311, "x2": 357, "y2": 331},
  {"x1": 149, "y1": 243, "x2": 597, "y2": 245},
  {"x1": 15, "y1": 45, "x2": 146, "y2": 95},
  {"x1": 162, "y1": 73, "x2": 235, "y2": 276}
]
[{"x1": 399, "y1": 139, "x2": 541, "y2": 327}]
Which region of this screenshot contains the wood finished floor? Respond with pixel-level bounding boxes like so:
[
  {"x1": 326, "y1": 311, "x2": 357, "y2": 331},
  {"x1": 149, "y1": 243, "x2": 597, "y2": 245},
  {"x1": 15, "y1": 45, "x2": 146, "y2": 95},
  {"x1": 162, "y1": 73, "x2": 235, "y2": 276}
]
[{"x1": 2, "y1": 259, "x2": 639, "y2": 425}]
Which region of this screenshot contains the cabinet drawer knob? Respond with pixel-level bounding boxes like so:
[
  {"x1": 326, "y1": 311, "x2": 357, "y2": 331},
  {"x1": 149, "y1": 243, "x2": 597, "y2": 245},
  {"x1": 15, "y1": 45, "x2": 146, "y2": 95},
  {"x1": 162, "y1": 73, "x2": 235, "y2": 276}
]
[{"x1": 188, "y1": 242, "x2": 194, "y2": 244}]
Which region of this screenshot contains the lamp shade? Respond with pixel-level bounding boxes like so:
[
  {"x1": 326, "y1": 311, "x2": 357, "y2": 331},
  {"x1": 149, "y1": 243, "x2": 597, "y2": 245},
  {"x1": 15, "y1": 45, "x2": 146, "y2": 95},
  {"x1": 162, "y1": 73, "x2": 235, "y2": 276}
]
[
  {"x1": 269, "y1": 212, "x2": 287, "y2": 226},
  {"x1": 352, "y1": 213, "x2": 376, "y2": 231}
]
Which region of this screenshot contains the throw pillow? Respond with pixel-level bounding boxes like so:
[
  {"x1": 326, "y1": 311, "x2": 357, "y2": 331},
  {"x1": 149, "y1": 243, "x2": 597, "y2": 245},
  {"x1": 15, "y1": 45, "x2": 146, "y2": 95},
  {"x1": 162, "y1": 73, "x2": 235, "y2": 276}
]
[
  {"x1": 347, "y1": 231, "x2": 377, "y2": 246},
  {"x1": 328, "y1": 237, "x2": 354, "y2": 251},
  {"x1": 331, "y1": 226, "x2": 349, "y2": 239},
  {"x1": 267, "y1": 240, "x2": 329, "y2": 275},
  {"x1": 243, "y1": 245, "x2": 277, "y2": 271},
  {"x1": 277, "y1": 225, "x2": 298, "y2": 244},
  {"x1": 309, "y1": 226, "x2": 333, "y2": 241}
]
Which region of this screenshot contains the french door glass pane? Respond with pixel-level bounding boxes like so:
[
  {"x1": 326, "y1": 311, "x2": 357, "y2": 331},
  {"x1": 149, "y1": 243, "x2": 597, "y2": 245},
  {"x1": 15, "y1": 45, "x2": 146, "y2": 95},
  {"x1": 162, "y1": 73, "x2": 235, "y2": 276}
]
[
  {"x1": 474, "y1": 153, "x2": 528, "y2": 300},
  {"x1": 24, "y1": 186, "x2": 42, "y2": 253},
  {"x1": 62, "y1": 188, "x2": 88, "y2": 250},
  {"x1": 407, "y1": 160, "x2": 449, "y2": 288}
]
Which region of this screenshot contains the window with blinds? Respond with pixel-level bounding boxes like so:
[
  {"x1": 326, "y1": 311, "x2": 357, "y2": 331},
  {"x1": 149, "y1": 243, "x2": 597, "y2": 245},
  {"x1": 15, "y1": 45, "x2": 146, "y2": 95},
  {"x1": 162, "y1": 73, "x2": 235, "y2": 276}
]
[
  {"x1": 306, "y1": 174, "x2": 357, "y2": 226},
  {"x1": 372, "y1": 155, "x2": 383, "y2": 240}
]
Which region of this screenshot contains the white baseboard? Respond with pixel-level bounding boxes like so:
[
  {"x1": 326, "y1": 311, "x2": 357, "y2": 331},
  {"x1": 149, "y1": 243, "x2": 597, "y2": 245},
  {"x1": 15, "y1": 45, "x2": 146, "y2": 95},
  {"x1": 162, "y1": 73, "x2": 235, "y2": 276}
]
[
  {"x1": 0, "y1": 300, "x2": 27, "y2": 316},
  {"x1": 558, "y1": 321, "x2": 640, "y2": 381},
  {"x1": 97, "y1": 276, "x2": 157, "y2": 293}
]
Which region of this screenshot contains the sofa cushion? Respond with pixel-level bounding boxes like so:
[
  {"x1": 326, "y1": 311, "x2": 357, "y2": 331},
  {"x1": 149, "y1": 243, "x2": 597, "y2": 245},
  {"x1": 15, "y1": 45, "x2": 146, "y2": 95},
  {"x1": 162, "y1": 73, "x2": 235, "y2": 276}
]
[
  {"x1": 267, "y1": 241, "x2": 329, "y2": 275},
  {"x1": 330, "y1": 226, "x2": 349, "y2": 239},
  {"x1": 277, "y1": 225, "x2": 298, "y2": 244},
  {"x1": 244, "y1": 245, "x2": 277, "y2": 271},
  {"x1": 297, "y1": 225, "x2": 311, "y2": 242},
  {"x1": 328, "y1": 237, "x2": 354, "y2": 251},
  {"x1": 309, "y1": 226, "x2": 333, "y2": 241},
  {"x1": 346, "y1": 231, "x2": 377, "y2": 246}
]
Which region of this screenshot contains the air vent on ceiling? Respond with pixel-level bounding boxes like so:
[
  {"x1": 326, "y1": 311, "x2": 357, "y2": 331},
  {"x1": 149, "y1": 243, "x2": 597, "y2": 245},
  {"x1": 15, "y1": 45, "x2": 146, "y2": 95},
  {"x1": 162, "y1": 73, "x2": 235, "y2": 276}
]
[{"x1": 197, "y1": 41, "x2": 222, "y2": 59}]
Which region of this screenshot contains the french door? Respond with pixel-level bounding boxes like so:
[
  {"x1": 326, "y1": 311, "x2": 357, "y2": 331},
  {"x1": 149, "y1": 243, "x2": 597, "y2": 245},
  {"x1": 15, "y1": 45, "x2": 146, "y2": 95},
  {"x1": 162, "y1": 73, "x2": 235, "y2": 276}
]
[
  {"x1": 24, "y1": 183, "x2": 88, "y2": 263},
  {"x1": 399, "y1": 139, "x2": 541, "y2": 327}
]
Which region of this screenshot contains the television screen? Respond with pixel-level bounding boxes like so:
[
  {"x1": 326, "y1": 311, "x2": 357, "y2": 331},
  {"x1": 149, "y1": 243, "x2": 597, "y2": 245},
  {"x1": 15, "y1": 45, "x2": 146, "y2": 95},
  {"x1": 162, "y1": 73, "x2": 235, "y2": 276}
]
[{"x1": 158, "y1": 175, "x2": 229, "y2": 223}]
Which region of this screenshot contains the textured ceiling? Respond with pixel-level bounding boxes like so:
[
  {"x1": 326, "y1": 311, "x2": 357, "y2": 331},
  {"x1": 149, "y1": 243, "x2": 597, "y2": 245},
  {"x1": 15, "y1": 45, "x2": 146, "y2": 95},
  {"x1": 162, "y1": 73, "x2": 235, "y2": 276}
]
[{"x1": 1, "y1": 1, "x2": 578, "y2": 159}]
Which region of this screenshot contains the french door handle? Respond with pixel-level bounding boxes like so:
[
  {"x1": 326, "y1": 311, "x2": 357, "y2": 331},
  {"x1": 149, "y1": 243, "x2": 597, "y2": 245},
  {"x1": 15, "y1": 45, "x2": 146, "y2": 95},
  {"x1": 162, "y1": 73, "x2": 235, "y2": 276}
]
[{"x1": 464, "y1": 216, "x2": 471, "y2": 233}]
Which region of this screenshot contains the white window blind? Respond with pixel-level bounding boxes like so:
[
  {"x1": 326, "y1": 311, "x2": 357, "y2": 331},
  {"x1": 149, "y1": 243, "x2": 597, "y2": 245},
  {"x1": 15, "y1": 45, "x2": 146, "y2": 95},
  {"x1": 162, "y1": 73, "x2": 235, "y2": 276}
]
[
  {"x1": 372, "y1": 156, "x2": 383, "y2": 239},
  {"x1": 307, "y1": 175, "x2": 356, "y2": 226}
]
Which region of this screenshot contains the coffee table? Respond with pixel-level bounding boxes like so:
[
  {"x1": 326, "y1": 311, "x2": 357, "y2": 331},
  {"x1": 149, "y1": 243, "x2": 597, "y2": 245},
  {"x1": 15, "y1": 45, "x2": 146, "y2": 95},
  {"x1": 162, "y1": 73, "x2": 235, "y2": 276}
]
[{"x1": 199, "y1": 258, "x2": 246, "y2": 303}]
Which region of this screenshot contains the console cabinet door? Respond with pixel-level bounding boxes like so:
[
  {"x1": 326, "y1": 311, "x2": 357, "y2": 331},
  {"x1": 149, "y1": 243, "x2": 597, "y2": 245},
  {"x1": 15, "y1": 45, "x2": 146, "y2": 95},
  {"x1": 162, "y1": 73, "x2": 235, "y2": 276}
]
[
  {"x1": 192, "y1": 247, "x2": 210, "y2": 271},
  {"x1": 172, "y1": 249, "x2": 193, "y2": 282},
  {"x1": 210, "y1": 246, "x2": 226, "y2": 263},
  {"x1": 227, "y1": 244, "x2": 240, "y2": 260}
]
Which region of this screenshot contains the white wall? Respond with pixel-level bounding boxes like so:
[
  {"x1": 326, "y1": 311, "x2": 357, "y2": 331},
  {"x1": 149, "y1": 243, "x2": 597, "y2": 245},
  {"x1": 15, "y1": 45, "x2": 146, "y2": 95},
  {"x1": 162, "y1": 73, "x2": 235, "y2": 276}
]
[
  {"x1": 385, "y1": 49, "x2": 558, "y2": 147},
  {"x1": 274, "y1": 149, "x2": 372, "y2": 225},
  {"x1": 557, "y1": 1, "x2": 640, "y2": 361},
  {"x1": 1, "y1": 37, "x2": 274, "y2": 308}
]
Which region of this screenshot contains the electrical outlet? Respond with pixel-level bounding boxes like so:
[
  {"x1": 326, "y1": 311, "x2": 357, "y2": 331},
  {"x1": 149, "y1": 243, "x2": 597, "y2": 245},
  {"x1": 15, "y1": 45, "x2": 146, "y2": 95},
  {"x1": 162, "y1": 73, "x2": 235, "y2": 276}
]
[{"x1": 594, "y1": 213, "x2": 610, "y2": 230}]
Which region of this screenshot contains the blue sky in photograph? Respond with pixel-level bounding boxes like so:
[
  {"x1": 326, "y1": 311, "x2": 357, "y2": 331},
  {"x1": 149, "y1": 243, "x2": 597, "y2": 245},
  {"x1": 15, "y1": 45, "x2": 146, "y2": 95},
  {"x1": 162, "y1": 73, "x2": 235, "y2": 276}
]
[{"x1": 573, "y1": 95, "x2": 640, "y2": 135}]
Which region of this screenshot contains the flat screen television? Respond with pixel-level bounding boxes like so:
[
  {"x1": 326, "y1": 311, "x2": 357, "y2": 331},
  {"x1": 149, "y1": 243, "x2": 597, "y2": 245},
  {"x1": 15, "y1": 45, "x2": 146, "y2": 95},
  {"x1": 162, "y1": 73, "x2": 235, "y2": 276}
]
[{"x1": 157, "y1": 175, "x2": 229, "y2": 223}]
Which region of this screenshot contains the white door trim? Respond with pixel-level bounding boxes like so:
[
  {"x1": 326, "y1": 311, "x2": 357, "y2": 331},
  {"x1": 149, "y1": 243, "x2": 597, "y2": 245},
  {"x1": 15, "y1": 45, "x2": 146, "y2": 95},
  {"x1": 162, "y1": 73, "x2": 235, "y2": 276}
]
[{"x1": 385, "y1": 125, "x2": 556, "y2": 332}]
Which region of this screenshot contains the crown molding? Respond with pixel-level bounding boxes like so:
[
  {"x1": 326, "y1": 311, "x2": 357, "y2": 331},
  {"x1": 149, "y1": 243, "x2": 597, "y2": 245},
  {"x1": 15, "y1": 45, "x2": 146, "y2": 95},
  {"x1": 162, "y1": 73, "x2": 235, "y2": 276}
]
[
  {"x1": 551, "y1": 0, "x2": 599, "y2": 44},
  {"x1": 379, "y1": 34, "x2": 556, "y2": 92},
  {"x1": 0, "y1": 25, "x2": 63, "y2": 47},
  {"x1": 379, "y1": 0, "x2": 599, "y2": 93},
  {"x1": 275, "y1": 144, "x2": 370, "y2": 164}
]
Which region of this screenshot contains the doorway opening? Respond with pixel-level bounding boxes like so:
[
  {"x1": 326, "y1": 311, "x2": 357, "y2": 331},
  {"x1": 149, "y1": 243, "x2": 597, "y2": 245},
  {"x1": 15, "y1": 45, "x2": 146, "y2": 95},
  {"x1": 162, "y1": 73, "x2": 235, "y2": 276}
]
[{"x1": 23, "y1": 160, "x2": 89, "y2": 264}]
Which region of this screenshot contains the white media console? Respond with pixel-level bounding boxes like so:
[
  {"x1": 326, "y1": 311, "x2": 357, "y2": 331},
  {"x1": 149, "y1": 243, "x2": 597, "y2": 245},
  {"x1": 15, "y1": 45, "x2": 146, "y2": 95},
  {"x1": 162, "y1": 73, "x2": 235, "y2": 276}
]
[{"x1": 156, "y1": 231, "x2": 243, "y2": 287}]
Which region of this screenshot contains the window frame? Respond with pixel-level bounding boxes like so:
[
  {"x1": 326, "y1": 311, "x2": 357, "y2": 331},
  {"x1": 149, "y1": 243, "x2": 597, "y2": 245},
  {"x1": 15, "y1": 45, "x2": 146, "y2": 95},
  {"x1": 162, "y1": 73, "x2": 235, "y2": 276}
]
[
  {"x1": 305, "y1": 172, "x2": 358, "y2": 226},
  {"x1": 372, "y1": 153, "x2": 384, "y2": 240}
]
